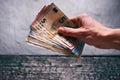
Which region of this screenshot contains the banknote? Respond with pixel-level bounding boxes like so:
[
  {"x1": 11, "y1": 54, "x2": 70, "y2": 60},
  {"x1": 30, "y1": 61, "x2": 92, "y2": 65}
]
[{"x1": 26, "y1": 3, "x2": 85, "y2": 58}]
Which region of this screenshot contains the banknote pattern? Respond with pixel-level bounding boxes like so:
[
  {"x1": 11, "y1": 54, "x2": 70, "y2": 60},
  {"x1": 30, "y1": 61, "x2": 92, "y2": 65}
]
[{"x1": 26, "y1": 3, "x2": 84, "y2": 58}]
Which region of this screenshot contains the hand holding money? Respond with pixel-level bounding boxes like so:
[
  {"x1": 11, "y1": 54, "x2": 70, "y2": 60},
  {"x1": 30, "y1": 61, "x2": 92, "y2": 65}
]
[{"x1": 26, "y1": 3, "x2": 85, "y2": 58}]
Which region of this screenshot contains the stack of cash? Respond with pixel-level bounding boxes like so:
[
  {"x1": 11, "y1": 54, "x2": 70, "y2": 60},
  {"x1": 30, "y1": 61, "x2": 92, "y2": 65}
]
[{"x1": 26, "y1": 3, "x2": 84, "y2": 58}]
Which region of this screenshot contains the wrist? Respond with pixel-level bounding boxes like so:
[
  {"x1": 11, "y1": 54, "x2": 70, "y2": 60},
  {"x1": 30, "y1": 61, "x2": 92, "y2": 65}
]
[{"x1": 107, "y1": 28, "x2": 120, "y2": 49}]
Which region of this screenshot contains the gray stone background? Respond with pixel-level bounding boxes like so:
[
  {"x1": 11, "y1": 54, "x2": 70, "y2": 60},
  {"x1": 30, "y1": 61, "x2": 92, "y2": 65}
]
[{"x1": 0, "y1": 0, "x2": 120, "y2": 55}]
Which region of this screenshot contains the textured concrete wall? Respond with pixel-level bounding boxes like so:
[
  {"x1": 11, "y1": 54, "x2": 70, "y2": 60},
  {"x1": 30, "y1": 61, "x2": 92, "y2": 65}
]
[
  {"x1": 0, "y1": 56, "x2": 120, "y2": 80},
  {"x1": 0, "y1": 0, "x2": 120, "y2": 55}
]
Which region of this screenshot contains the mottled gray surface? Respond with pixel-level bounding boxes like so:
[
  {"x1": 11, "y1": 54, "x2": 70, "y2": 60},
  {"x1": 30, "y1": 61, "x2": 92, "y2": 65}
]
[
  {"x1": 0, "y1": 56, "x2": 120, "y2": 80},
  {"x1": 0, "y1": 0, "x2": 120, "y2": 55}
]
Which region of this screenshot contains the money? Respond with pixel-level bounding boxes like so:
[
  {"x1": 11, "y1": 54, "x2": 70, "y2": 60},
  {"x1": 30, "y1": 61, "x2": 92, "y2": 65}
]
[{"x1": 26, "y1": 3, "x2": 84, "y2": 58}]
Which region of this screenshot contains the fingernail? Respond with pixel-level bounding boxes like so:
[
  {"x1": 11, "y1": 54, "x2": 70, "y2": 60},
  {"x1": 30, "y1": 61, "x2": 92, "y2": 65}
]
[{"x1": 58, "y1": 27, "x2": 64, "y2": 32}]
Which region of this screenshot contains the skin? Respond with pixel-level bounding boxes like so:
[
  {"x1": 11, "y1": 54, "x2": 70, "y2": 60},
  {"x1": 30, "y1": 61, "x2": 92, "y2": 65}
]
[{"x1": 58, "y1": 13, "x2": 120, "y2": 50}]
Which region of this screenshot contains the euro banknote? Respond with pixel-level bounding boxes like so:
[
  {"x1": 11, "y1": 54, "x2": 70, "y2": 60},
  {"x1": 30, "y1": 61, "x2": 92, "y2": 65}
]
[{"x1": 26, "y1": 3, "x2": 84, "y2": 58}]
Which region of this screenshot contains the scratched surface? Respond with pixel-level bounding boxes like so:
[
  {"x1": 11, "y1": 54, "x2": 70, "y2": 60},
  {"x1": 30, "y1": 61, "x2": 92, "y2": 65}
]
[
  {"x1": 0, "y1": 0, "x2": 120, "y2": 55},
  {"x1": 0, "y1": 55, "x2": 120, "y2": 80}
]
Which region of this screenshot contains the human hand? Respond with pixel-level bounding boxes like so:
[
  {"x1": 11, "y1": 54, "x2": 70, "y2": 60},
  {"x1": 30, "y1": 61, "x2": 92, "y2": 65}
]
[{"x1": 58, "y1": 13, "x2": 120, "y2": 49}]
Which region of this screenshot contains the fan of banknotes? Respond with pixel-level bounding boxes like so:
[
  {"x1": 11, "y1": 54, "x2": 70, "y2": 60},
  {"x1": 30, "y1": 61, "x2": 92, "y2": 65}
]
[{"x1": 26, "y1": 3, "x2": 85, "y2": 58}]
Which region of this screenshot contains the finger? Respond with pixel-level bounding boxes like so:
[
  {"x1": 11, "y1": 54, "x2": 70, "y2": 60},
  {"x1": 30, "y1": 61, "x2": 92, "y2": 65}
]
[
  {"x1": 70, "y1": 14, "x2": 88, "y2": 27},
  {"x1": 70, "y1": 17, "x2": 79, "y2": 25},
  {"x1": 58, "y1": 27, "x2": 83, "y2": 38}
]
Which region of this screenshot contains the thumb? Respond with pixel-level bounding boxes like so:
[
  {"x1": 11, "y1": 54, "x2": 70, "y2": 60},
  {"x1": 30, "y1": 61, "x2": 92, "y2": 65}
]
[{"x1": 58, "y1": 27, "x2": 81, "y2": 38}]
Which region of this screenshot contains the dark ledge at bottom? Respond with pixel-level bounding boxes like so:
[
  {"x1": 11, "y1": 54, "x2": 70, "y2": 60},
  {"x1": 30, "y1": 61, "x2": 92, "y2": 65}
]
[{"x1": 0, "y1": 55, "x2": 120, "y2": 80}]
